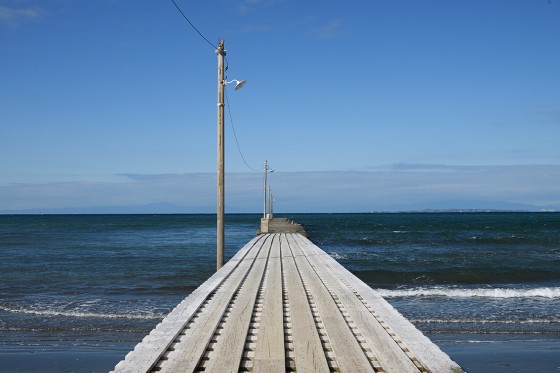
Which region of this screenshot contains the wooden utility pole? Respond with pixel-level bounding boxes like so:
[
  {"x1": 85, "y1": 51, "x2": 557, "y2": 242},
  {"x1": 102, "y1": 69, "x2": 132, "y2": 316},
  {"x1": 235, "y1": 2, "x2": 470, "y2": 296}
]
[
  {"x1": 263, "y1": 160, "x2": 268, "y2": 218},
  {"x1": 216, "y1": 40, "x2": 226, "y2": 270},
  {"x1": 268, "y1": 186, "x2": 273, "y2": 219}
]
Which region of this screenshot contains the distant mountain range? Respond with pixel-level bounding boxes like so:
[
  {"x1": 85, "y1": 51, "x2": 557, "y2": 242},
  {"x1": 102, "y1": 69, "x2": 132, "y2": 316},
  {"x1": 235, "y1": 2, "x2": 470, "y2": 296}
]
[{"x1": 0, "y1": 201, "x2": 556, "y2": 214}]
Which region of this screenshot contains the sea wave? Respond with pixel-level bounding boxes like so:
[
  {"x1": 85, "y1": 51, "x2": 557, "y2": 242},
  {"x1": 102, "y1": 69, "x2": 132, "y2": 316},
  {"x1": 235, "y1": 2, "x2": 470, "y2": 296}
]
[
  {"x1": 0, "y1": 304, "x2": 165, "y2": 320},
  {"x1": 327, "y1": 252, "x2": 348, "y2": 260},
  {"x1": 376, "y1": 286, "x2": 560, "y2": 299}
]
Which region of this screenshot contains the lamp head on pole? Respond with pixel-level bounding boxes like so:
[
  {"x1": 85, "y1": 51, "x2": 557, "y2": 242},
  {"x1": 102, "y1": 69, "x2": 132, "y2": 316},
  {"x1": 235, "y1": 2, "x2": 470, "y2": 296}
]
[{"x1": 225, "y1": 79, "x2": 247, "y2": 90}]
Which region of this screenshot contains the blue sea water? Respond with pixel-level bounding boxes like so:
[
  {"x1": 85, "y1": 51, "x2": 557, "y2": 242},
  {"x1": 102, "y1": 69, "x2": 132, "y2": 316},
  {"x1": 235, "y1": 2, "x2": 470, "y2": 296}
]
[{"x1": 0, "y1": 213, "x2": 559, "y2": 372}]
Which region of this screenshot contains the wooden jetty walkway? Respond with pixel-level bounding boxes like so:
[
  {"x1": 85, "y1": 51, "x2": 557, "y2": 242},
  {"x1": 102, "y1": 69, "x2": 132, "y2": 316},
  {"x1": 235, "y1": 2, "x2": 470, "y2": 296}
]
[{"x1": 112, "y1": 219, "x2": 463, "y2": 372}]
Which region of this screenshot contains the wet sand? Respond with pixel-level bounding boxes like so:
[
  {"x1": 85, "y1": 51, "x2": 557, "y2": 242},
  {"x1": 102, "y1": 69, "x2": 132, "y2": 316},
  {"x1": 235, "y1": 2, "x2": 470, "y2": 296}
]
[
  {"x1": 2, "y1": 339, "x2": 559, "y2": 372},
  {"x1": 436, "y1": 337, "x2": 560, "y2": 373},
  {"x1": 0, "y1": 344, "x2": 131, "y2": 373}
]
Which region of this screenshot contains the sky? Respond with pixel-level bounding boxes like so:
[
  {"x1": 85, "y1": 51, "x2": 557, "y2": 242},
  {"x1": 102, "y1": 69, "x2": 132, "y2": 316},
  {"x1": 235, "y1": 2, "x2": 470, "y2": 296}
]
[{"x1": 1, "y1": 0, "x2": 559, "y2": 213}]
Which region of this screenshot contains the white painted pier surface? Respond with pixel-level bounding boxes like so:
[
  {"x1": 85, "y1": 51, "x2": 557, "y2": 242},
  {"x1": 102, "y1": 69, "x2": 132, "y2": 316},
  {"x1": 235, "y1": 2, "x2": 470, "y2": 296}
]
[{"x1": 112, "y1": 233, "x2": 463, "y2": 373}]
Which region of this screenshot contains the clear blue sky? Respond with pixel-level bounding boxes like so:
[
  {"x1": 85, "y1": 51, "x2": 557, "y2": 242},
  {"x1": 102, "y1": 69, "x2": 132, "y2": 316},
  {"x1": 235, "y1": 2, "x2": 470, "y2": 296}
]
[{"x1": 1, "y1": 0, "x2": 559, "y2": 212}]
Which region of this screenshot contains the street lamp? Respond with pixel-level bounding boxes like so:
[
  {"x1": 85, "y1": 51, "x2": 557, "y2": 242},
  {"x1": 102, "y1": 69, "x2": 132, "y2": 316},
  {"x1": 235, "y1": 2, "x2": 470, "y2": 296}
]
[
  {"x1": 263, "y1": 160, "x2": 274, "y2": 219},
  {"x1": 225, "y1": 79, "x2": 247, "y2": 91},
  {"x1": 216, "y1": 40, "x2": 246, "y2": 271}
]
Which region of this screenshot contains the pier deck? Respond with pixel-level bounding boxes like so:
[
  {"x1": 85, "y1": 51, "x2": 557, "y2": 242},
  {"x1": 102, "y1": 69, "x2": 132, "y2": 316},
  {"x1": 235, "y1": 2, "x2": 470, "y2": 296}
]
[{"x1": 113, "y1": 232, "x2": 463, "y2": 372}]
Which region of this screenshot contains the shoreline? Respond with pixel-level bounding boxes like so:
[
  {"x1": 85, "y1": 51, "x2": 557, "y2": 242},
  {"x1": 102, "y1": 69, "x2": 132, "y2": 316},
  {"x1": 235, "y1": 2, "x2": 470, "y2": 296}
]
[
  {"x1": 0, "y1": 343, "x2": 132, "y2": 373},
  {"x1": 1, "y1": 337, "x2": 559, "y2": 372},
  {"x1": 433, "y1": 335, "x2": 560, "y2": 373}
]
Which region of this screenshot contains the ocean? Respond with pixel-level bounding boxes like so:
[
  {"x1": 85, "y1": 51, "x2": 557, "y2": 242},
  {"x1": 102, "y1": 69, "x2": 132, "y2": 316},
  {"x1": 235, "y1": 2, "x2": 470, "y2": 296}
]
[{"x1": 0, "y1": 213, "x2": 559, "y2": 372}]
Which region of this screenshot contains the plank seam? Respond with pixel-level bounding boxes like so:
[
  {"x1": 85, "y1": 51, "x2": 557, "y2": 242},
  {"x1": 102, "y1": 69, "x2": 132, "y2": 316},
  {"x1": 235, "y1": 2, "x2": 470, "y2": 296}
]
[
  {"x1": 306, "y1": 260, "x2": 385, "y2": 373},
  {"x1": 113, "y1": 236, "x2": 267, "y2": 373},
  {"x1": 286, "y1": 235, "x2": 339, "y2": 373},
  {"x1": 238, "y1": 254, "x2": 269, "y2": 371},
  {"x1": 193, "y1": 236, "x2": 272, "y2": 372},
  {"x1": 157, "y1": 235, "x2": 269, "y2": 372},
  {"x1": 281, "y1": 236, "x2": 297, "y2": 372},
  {"x1": 325, "y1": 262, "x2": 431, "y2": 373}
]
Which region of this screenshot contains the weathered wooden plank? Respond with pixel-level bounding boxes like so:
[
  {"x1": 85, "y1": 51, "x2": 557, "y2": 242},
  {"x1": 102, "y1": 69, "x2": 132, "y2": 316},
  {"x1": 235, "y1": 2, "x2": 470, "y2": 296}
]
[
  {"x1": 203, "y1": 234, "x2": 273, "y2": 372},
  {"x1": 159, "y1": 235, "x2": 269, "y2": 373},
  {"x1": 111, "y1": 235, "x2": 263, "y2": 373},
  {"x1": 287, "y1": 234, "x2": 305, "y2": 257},
  {"x1": 252, "y1": 234, "x2": 285, "y2": 372},
  {"x1": 113, "y1": 225, "x2": 463, "y2": 373},
  {"x1": 286, "y1": 234, "x2": 374, "y2": 372},
  {"x1": 280, "y1": 234, "x2": 331, "y2": 372},
  {"x1": 292, "y1": 233, "x2": 422, "y2": 372},
  {"x1": 296, "y1": 234, "x2": 463, "y2": 373}
]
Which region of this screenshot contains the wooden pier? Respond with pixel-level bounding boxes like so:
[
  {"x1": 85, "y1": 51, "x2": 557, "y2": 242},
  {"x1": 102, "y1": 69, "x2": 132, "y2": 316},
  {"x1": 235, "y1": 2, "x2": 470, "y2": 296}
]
[{"x1": 112, "y1": 222, "x2": 463, "y2": 372}]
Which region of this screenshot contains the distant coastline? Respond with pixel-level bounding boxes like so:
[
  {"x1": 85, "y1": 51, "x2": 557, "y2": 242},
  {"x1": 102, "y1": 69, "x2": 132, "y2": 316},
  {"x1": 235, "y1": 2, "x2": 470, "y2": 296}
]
[
  {"x1": 0, "y1": 209, "x2": 557, "y2": 215},
  {"x1": 406, "y1": 208, "x2": 557, "y2": 213}
]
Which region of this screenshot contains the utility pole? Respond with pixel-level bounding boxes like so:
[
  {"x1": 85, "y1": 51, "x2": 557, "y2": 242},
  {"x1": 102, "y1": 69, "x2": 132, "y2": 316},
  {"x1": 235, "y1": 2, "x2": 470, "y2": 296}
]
[
  {"x1": 216, "y1": 40, "x2": 225, "y2": 270},
  {"x1": 268, "y1": 186, "x2": 273, "y2": 219},
  {"x1": 263, "y1": 160, "x2": 268, "y2": 219}
]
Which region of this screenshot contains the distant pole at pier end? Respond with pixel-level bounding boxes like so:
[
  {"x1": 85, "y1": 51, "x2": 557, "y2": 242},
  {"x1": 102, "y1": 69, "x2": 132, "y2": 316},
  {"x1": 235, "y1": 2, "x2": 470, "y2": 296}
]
[{"x1": 263, "y1": 160, "x2": 268, "y2": 218}]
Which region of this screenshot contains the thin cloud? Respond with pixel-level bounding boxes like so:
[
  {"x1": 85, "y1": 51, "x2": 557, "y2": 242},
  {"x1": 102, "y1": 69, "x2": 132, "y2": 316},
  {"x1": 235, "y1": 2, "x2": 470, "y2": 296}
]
[
  {"x1": 533, "y1": 104, "x2": 560, "y2": 126},
  {"x1": 1, "y1": 165, "x2": 559, "y2": 213},
  {"x1": 241, "y1": 22, "x2": 271, "y2": 34},
  {"x1": 0, "y1": 6, "x2": 45, "y2": 27},
  {"x1": 388, "y1": 163, "x2": 482, "y2": 173},
  {"x1": 236, "y1": 0, "x2": 279, "y2": 15},
  {"x1": 309, "y1": 19, "x2": 342, "y2": 39},
  {"x1": 552, "y1": 109, "x2": 560, "y2": 125}
]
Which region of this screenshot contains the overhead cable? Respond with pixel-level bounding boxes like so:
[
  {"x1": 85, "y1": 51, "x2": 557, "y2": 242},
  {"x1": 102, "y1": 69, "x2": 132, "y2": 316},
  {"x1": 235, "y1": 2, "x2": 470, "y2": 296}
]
[{"x1": 170, "y1": 0, "x2": 217, "y2": 50}]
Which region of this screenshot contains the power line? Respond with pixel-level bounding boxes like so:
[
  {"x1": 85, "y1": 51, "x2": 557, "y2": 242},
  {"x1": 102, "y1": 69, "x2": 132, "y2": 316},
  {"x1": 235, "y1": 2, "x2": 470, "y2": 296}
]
[
  {"x1": 170, "y1": 0, "x2": 255, "y2": 171},
  {"x1": 225, "y1": 89, "x2": 259, "y2": 172},
  {"x1": 170, "y1": 0, "x2": 217, "y2": 50}
]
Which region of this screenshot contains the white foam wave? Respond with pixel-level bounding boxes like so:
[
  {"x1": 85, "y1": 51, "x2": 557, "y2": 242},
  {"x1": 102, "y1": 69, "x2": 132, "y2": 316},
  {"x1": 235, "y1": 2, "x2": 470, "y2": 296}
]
[
  {"x1": 376, "y1": 287, "x2": 560, "y2": 299},
  {"x1": 328, "y1": 252, "x2": 347, "y2": 260},
  {"x1": 0, "y1": 305, "x2": 164, "y2": 320}
]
